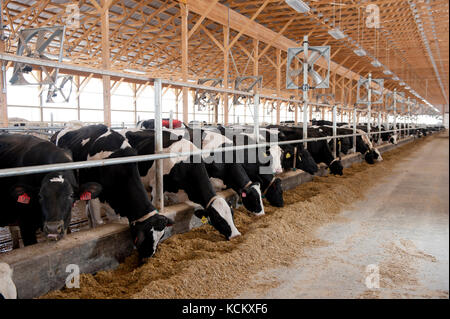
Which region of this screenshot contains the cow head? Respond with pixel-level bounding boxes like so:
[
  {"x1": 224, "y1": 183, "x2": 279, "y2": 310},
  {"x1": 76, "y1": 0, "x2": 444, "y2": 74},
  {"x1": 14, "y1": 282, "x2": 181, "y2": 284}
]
[
  {"x1": 338, "y1": 138, "x2": 352, "y2": 155},
  {"x1": 263, "y1": 177, "x2": 284, "y2": 207},
  {"x1": 268, "y1": 145, "x2": 283, "y2": 174},
  {"x1": 195, "y1": 197, "x2": 241, "y2": 240},
  {"x1": 329, "y1": 159, "x2": 344, "y2": 176},
  {"x1": 131, "y1": 213, "x2": 174, "y2": 261},
  {"x1": 11, "y1": 172, "x2": 102, "y2": 241},
  {"x1": 364, "y1": 150, "x2": 375, "y2": 164},
  {"x1": 389, "y1": 134, "x2": 398, "y2": 144},
  {"x1": 241, "y1": 182, "x2": 264, "y2": 216},
  {"x1": 296, "y1": 148, "x2": 318, "y2": 175}
]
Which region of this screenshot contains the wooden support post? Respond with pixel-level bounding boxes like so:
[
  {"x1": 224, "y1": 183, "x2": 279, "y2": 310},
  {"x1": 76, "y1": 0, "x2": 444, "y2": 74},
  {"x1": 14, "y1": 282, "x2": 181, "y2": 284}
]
[
  {"x1": 132, "y1": 83, "x2": 137, "y2": 124},
  {"x1": 276, "y1": 49, "x2": 281, "y2": 124},
  {"x1": 0, "y1": 26, "x2": 7, "y2": 127},
  {"x1": 101, "y1": 0, "x2": 111, "y2": 126},
  {"x1": 181, "y1": 3, "x2": 189, "y2": 124},
  {"x1": 76, "y1": 76, "x2": 81, "y2": 121},
  {"x1": 175, "y1": 88, "x2": 180, "y2": 119},
  {"x1": 223, "y1": 25, "x2": 229, "y2": 125}
]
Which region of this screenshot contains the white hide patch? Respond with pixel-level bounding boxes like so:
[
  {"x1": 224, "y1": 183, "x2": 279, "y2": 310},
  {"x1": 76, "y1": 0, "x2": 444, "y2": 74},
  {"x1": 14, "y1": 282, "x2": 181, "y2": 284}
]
[
  {"x1": 50, "y1": 175, "x2": 64, "y2": 183},
  {"x1": 202, "y1": 131, "x2": 233, "y2": 150},
  {"x1": 269, "y1": 145, "x2": 283, "y2": 174},
  {"x1": 142, "y1": 139, "x2": 199, "y2": 203},
  {"x1": 81, "y1": 138, "x2": 90, "y2": 146},
  {"x1": 120, "y1": 140, "x2": 131, "y2": 149},
  {"x1": 252, "y1": 184, "x2": 265, "y2": 216},
  {"x1": 374, "y1": 148, "x2": 383, "y2": 162},
  {"x1": 211, "y1": 197, "x2": 241, "y2": 238},
  {"x1": 56, "y1": 125, "x2": 81, "y2": 146},
  {"x1": 152, "y1": 228, "x2": 165, "y2": 255},
  {"x1": 0, "y1": 263, "x2": 17, "y2": 299},
  {"x1": 95, "y1": 129, "x2": 112, "y2": 142},
  {"x1": 87, "y1": 151, "x2": 114, "y2": 161}
]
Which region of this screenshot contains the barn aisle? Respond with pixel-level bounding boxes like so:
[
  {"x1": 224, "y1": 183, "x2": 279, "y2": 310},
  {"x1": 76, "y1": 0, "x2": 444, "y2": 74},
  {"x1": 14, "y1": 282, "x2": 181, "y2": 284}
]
[{"x1": 238, "y1": 134, "x2": 449, "y2": 299}]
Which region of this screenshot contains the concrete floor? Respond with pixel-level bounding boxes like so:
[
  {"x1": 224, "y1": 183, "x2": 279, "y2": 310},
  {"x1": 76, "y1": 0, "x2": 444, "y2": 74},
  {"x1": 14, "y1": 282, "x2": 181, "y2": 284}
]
[{"x1": 239, "y1": 134, "x2": 449, "y2": 299}]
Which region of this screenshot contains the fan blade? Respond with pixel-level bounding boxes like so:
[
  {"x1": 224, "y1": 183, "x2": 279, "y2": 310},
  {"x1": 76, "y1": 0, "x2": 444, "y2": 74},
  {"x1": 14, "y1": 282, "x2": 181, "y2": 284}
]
[
  {"x1": 310, "y1": 69, "x2": 324, "y2": 87},
  {"x1": 307, "y1": 51, "x2": 321, "y2": 66},
  {"x1": 289, "y1": 65, "x2": 303, "y2": 77},
  {"x1": 372, "y1": 89, "x2": 382, "y2": 96}
]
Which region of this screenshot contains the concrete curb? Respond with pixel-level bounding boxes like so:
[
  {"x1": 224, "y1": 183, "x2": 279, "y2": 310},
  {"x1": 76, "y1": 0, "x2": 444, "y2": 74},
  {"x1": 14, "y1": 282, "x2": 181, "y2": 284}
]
[{"x1": 0, "y1": 137, "x2": 416, "y2": 299}]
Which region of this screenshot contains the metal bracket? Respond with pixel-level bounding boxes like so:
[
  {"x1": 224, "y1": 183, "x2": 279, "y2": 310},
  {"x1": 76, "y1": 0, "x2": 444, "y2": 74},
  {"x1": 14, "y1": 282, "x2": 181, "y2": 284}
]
[
  {"x1": 9, "y1": 26, "x2": 72, "y2": 103},
  {"x1": 233, "y1": 76, "x2": 262, "y2": 105},
  {"x1": 286, "y1": 45, "x2": 330, "y2": 90},
  {"x1": 357, "y1": 77, "x2": 384, "y2": 104},
  {"x1": 194, "y1": 78, "x2": 223, "y2": 111}
]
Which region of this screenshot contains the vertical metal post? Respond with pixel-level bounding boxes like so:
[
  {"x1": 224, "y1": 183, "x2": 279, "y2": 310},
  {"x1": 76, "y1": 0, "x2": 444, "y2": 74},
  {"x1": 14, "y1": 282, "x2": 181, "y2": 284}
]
[
  {"x1": 50, "y1": 112, "x2": 54, "y2": 127},
  {"x1": 406, "y1": 97, "x2": 411, "y2": 136},
  {"x1": 154, "y1": 78, "x2": 164, "y2": 212},
  {"x1": 332, "y1": 105, "x2": 337, "y2": 158},
  {"x1": 367, "y1": 73, "x2": 372, "y2": 137},
  {"x1": 378, "y1": 112, "x2": 381, "y2": 144},
  {"x1": 254, "y1": 93, "x2": 260, "y2": 142},
  {"x1": 302, "y1": 35, "x2": 309, "y2": 148},
  {"x1": 393, "y1": 88, "x2": 397, "y2": 138},
  {"x1": 352, "y1": 108, "x2": 357, "y2": 152},
  {"x1": 169, "y1": 110, "x2": 174, "y2": 129}
]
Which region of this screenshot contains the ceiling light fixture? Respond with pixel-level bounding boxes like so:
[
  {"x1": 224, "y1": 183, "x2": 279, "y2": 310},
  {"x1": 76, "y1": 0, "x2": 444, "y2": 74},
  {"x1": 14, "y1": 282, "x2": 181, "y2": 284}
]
[
  {"x1": 285, "y1": 0, "x2": 310, "y2": 13},
  {"x1": 328, "y1": 27, "x2": 346, "y2": 39},
  {"x1": 354, "y1": 48, "x2": 367, "y2": 56}
]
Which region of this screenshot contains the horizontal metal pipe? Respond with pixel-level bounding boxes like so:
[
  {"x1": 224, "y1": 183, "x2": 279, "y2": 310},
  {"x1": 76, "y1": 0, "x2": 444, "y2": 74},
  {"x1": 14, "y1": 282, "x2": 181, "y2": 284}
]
[
  {"x1": 0, "y1": 128, "x2": 412, "y2": 178},
  {"x1": 0, "y1": 53, "x2": 150, "y2": 82}
]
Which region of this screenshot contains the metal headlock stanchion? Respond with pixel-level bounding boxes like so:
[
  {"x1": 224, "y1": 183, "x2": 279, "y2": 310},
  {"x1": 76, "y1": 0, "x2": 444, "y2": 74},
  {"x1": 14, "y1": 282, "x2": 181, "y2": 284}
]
[
  {"x1": 332, "y1": 104, "x2": 337, "y2": 158},
  {"x1": 154, "y1": 78, "x2": 164, "y2": 212},
  {"x1": 0, "y1": 52, "x2": 437, "y2": 185}
]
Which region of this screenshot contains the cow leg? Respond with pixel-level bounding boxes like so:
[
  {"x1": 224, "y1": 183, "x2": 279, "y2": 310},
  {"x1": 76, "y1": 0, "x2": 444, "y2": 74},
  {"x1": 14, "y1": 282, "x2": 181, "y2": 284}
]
[
  {"x1": 8, "y1": 226, "x2": 21, "y2": 249},
  {"x1": 85, "y1": 198, "x2": 104, "y2": 228}
]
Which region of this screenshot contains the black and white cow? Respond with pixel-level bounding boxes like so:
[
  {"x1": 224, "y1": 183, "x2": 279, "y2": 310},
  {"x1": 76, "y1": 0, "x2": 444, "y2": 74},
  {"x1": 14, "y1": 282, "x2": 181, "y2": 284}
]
[
  {"x1": 0, "y1": 134, "x2": 101, "y2": 245},
  {"x1": 180, "y1": 127, "x2": 265, "y2": 216},
  {"x1": 310, "y1": 125, "x2": 353, "y2": 156},
  {"x1": 52, "y1": 125, "x2": 173, "y2": 260},
  {"x1": 219, "y1": 131, "x2": 285, "y2": 207},
  {"x1": 122, "y1": 129, "x2": 241, "y2": 240},
  {"x1": 0, "y1": 263, "x2": 16, "y2": 299},
  {"x1": 267, "y1": 125, "x2": 344, "y2": 176},
  {"x1": 259, "y1": 128, "x2": 319, "y2": 175},
  {"x1": 340, "y1": 126, "x2": 383, "y2": 163}
]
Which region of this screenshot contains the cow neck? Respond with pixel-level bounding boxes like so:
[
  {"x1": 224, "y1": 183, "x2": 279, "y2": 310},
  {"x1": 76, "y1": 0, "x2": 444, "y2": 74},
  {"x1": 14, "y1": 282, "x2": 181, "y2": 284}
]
[
  {"x1": 130, "y1": 209, "x2": 158, "y2": 226},
  {"x1": 262, "y1": 176, "x2": 276, "y2": 197}
]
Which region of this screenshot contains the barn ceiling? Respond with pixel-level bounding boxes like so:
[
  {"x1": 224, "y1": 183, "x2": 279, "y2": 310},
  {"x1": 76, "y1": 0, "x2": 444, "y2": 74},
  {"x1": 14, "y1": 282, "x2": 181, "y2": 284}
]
[{"x1": 1, "y1": 0, "x2": 448, "y2": 113}]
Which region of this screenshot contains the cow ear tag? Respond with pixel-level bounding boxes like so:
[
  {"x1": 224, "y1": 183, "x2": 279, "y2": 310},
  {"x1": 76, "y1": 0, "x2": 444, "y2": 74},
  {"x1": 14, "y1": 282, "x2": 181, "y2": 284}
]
[
  {"x1": 17, "y1": 193, "x2": 30, "y2": 204},
  {"x1": 285, "y1": 153, "x2": 291, "y2": 159},
  {"x1": 201, "y1": 216, "x2": 208, "y2": 224},
  {"x1": 80, "y1": 192, "x2": 92, "y2": 201},
  {"x1": 241, "y1": 192, "x2": 247, "y2": 198}
]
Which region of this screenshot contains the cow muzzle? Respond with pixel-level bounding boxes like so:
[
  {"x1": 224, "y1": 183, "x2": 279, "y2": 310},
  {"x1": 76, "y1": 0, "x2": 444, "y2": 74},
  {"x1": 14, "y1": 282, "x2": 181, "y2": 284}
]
[{"x1": 43, "y1": 220, "x2": 65, "y2": 241}]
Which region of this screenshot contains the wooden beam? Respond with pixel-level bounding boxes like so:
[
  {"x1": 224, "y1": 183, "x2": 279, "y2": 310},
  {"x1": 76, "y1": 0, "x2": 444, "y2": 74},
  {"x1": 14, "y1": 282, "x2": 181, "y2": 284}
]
[
  {"x1": 224, "y1": 25, "x2": 229, "y2": 125},
  {"x1": 0, "y1": 31, "x2": 7, "y2": 126},
  {"x1": 186, "y1": 0, "x2": 365, "y2": 83},
  {"x1": 101, "y1": 0, "x2": 111, "y2": 126},
  {"x1": 276, "y1": 48, "x2": 281, "y2": 125},
  {"x1": 181, "y1": 3, "x2": 189, "y2": 124}
]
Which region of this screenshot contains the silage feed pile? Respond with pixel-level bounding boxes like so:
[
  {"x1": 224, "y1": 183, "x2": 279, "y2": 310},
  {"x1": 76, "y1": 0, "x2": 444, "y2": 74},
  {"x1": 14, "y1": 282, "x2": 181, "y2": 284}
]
[{"x1": 42, "y1": 136, "x2": 433, "y2": 299}]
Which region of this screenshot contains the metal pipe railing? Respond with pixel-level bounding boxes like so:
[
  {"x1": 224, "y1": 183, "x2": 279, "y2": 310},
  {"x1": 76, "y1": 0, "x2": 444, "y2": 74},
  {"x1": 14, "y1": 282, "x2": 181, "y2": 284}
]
[{"x1": 0, "y1": 127, "x2": 412, "y2": 179}]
